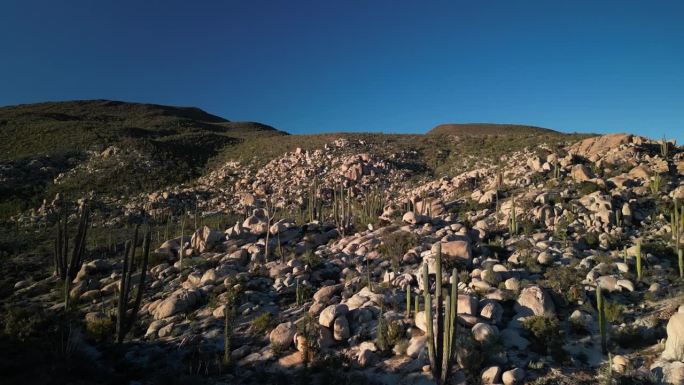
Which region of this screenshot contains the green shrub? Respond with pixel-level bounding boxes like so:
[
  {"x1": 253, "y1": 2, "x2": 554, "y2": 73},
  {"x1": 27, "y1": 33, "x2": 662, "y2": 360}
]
[
  {"x1": 300, "y1": 251, "x2": 323, "y2": 269},
  {"x1": 604, "y1": 301, "x2": 624, "y2": 323},
  {"x1": 522, "y1": 316, "x2": 567, "y2": 362},
  {"x1": 85, "y1": 314, "x2": 115, "y2": 342},
  {"x1": 2, "y1": 304, "x2": 50, "y2": 342},
  {"x1": 378, "y1": 231, "x2": 418, "y2": 271},
  {"x1": 250, "y1": 312, "x2": 273, "y2": 335},
  {"x1": 578, "y1": 181, "x2": 601, "y2": 195}
]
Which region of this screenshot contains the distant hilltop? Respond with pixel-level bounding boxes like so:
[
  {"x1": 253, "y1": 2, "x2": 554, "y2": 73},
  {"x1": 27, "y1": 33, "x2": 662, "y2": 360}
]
[{"x1": 427, "y1": 123, "x2": 558, "y2": 136}]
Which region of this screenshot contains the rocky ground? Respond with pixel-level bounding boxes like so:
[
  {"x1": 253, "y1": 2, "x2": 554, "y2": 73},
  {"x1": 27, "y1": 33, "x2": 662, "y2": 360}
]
[{"x1": 4, "y1": 132, "x2": 684, "y2": 385}]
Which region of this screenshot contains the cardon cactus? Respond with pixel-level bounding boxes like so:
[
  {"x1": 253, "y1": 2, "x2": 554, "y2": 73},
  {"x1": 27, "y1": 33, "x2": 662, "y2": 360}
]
[
  {"x1": 422, "y1": 243, "x2": 459, "y2": 384},
  {"x1": 596, "y1": 285, "x2": 607, "y2": 354},
  {"x1": 54, "y1": 202, "x2": 90, "y2": 310},
  {"x1": 116, "y1": 225, "x2": 150, "y2": 343},
  {"x1": 636, "y1": 241, "x2": 642, "y2": 282},
  {"x1": 509, "y1": 198, "x2": 519, "y2": 235}
]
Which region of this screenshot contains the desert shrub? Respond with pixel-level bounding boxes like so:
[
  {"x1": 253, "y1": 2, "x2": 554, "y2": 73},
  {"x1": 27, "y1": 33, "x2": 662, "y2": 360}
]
[
  {"x1": 300, "y1": 251, "x2": 323, "y2": 269},
  {"x1": 250, "y1": 312, "x2": 273, "y2": 335},
  {"x1": 297, "y1": 313, "x2": 320, "y2": 363},
  {"x1": 604, "y1": 301, "x2": 624, "y2": 323},
  {"x1": 2, "y1": 304, "x2": 51, "y2": 342},
  {"x1": 578, "y1": 181, "x2": 601, "y2": 196},
  {"x1": 522, "y1": 316, "x2": 567, "y2": 362},
  {"x1": 582, "y1": 232, "x2": 600, "y2": 249},
  {"x1": 544, "y1": 265, "x2": 585, "y2": 304},
  {"x1": 85, "y1": 315, "x2": 115, "y2": 343},
  {"x1": 378, "y1": 231, "x2": 418, "y2": 271},
  {"x1": 457, "y1": 333, "x2": 484, "y2": 383}
]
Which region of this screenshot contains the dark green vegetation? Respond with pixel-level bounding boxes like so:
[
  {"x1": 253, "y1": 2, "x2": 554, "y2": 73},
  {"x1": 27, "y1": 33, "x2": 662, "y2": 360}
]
[{"x1": 427, "y1": 122, "x2": 559, "y2": 136}]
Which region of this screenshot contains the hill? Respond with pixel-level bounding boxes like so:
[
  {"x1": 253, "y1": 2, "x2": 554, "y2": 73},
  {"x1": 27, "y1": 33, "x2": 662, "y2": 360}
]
[
  {"x1": 0, "y1": 100, "x2": 285, "y2": 218},
  {"x1": 427, "y1": 123, "x2": 558, "y2": 136}
]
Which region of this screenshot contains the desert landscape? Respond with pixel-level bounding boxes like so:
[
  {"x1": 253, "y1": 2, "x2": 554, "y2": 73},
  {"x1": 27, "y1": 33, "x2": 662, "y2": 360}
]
[
  {"x1": 1, "y1": 100, "x2": 684, "y2": 385},
  {"x1": 2, "y1": 1, "x2": 684, "y2": 384}
]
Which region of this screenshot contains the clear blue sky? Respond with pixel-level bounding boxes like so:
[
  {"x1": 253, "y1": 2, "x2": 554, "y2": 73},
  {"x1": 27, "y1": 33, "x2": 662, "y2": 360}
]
[{"x1": 1, "y1": 0, "x2": 683, "y2": 142}]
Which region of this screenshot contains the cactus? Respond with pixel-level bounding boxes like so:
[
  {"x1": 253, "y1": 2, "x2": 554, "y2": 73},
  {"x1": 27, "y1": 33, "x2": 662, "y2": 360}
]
[
  {"x1": 679, "y1": 248, "x2": 684, "y2": 280},
  {"x1": 414, "y1": 294, "x2": 419, "y2": 317},
  {"x1": 296, "y1": 278, "x2": 306, "y2": 306},
  {"x1": 376, "y1": 305, "x2": 388, "y2": 351},
  {"x1": 406, "y1": 284, "x2": 411, "y2": 319},
  {"x1": 661, "y1": 136, "x2": 669, "y2": 158},
  {"x1": 508, "y1": 198, "x2": 519, "y2": 235},
  {"x1": 54, "y1": 202, "x2": 90, "y2": 311},
  {"x1": 421, "y1": 243, "x2": 458, "y2": 384},
  {"x1": 263, "y1": 198, "x2": 279, "y2": 262},
  {"x1": 223, "y1": 303, "x2": 233, "y2": 366},
  {"x1": 116, "y1": 226, "x2": 150, "y2": 343},
  {"x1": 179, "y1": 215, "x2": 185, "y2": 270},
  {"x1": 649, "y1": 173, "x2": 662, "y2": 195},
  {"x1": 622, "y1": 246, "x2": 628, "y2": 268},
  {"x1": 553, "y1": 159, "x2": 561, "y2": 180},
  {"x1": 615, "y1": 209, "x2": 622, "y2": 228},
  {"x1": 636, "y1": 240, "x2": 642, "y2": 282},
  {"x1": 366, "y1": 258, "x2": 373, "y2": 293},
  {"x1": 356, "y1": 187, "x2": 384, "y2": 228},
  {"x1": 670, "y1": 199, "x2": 682, "y2": 243},
  {"x1": 333, "y1": 184, "x2": 352, "y2": 235},
  {"x1": 596, "y1": 285, "x2": 607, "y2": 354}
]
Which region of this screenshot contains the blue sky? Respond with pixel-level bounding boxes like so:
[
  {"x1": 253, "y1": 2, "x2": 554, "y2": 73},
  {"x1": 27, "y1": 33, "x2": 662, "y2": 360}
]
[{"x1": 1, "y1": 0, "x2": 683, "y2": 142}]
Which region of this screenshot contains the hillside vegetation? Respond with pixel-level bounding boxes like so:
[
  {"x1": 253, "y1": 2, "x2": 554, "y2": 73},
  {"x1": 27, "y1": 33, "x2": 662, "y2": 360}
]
[
  {"x1": 428, "y1": 123, "x2": 559, "y2": 136},
  {"x1": 0, "y1": 100, "x2": 284, "y2": 217}
]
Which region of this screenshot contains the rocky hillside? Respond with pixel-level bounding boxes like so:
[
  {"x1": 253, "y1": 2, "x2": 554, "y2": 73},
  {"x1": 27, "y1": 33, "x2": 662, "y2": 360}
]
[{"x1": 4, "y1": 120, "x2": 684, "y2": 385}]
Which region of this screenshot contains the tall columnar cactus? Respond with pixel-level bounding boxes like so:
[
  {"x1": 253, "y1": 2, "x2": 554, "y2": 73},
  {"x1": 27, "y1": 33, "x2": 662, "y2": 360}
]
[
  {"x1": 54, "y1": 202, "x2": 90, "y2": 310},
  {"x1": 421, "y1": 243, "x2": 459, "y2": 384},
  {"x1": 307, "y1": 178, "x2": 320, "y2": 223},
  {"x1": 406, "y1": 284, "x2": 411, "y2": 319},
  {"x1": 596, "y1": 285, "x2": 607, "y2": 354},
  {"x1": 679, "y1": 249, "x2": 683, "y2": 280},
  {"x1": 296, "y1": 278, "x2": 305, "y2": 306},
  {"x1": 552, "y1": 159, "x2": 561, "y2": 180},
  {"x1": 333, "y1": 184, "x2": 352, "y2": 235},
  {"x1": 636, "y1": 240, "x2": 642, "y2": 282},
  {"x1": 661, "y1": 136, "x2": 669, "y2": 158},
  {"x1": 615, "y1": 209, "x2": 622, "y2": 228},
  {"x1": 670, "y1": 200, "x2": 683, "y2": 244},
  {"x1": 357, "y1": 187, "x2": 384, "y2": 227},
  {"x1": 508, "y1": 198, "x2": 519, "y2": 235},
  {"x1": 179, "y1": 215, "x2": 185, "y2": 270},
  {"x1": 414, "y1": 294, "x2": 419, "y2": 317},
  {"x1": 116, "y1": 226, "x2": 150, "y2": 343},
  {"x1": 263, "y1": 198, "x2": 279, "y2": 262},
  {"x1": 223, "y1": 303, "x2": 233, "y2": 366},
  {"x1": 650, "y1": 173, "x2": 662, "y2": 195}
]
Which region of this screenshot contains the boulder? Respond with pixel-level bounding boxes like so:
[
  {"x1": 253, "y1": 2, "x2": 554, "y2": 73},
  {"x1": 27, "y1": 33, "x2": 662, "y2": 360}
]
[
  {"x1": 319, "y1": 304, "x2": 349, "y2": 328},
  {"x1": 571, "y1": 164, "x2": 594, "y2": 182},
  {"x1": 333, "y1": 316, "x2": 350, "y2": 341},
  {"x1": 243, "y1": 209, "x2": 269, "y2": 235},
  {"x1": 515, "y1": 286, "x2": 555, "y2": 317},
  {"x1": 153, "y1": 289, "x2": 201, "y2": 319},
  {"x1": 663, "y1": 312, "x2": 684, "y2": 361},
  {"x1": 190, "y1": 226, "x2": 224, "y2": 253},
  {"x1": 472, "y1": 323, "x2": 499, "y2": 343},
  {"x1": 269, "y1": 322, "x2": 296, "y2": 348},
  {"x1": 502, "y1": 368, "x2": 525, "y2": 385},
  {"x1": 440, "y1": 241, "x2": 473, "y2": 263}
]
